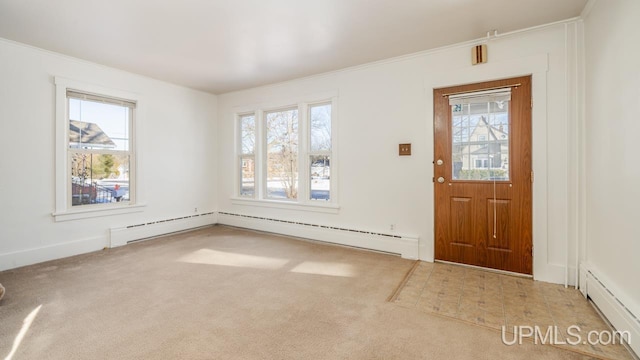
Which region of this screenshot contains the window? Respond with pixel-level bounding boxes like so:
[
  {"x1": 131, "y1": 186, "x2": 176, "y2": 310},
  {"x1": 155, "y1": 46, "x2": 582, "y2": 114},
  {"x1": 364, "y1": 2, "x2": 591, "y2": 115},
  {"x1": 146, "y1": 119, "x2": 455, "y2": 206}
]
[
  {"x1": 309, "y1": 103, "x2": 331, "y2": 201},
  {"x1": 235, "y1": 96, "x2": 337, "y2": 210},
  {"x1": 239, "y1": 114, "x2": 256, "y2": 197},
  {"x1": 266, "y1": 108, "x2": 299, "y2": 200},
  {"x1": 54, "y1": 77, "x2": 142, "y2": 221},
  {"x1": 68, "y1": 91, "x2": 134, "y2": 207}
]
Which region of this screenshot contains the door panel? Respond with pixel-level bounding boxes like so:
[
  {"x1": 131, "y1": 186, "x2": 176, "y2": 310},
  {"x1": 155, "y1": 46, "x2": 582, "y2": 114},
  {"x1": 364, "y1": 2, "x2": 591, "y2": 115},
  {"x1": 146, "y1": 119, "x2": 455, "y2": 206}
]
[
  {"x1": 434, "y1": 76, "x2": 532, "y2": 275},
  {"x1": 450, "y1": 197, "x2": 473, "y2": 245}
]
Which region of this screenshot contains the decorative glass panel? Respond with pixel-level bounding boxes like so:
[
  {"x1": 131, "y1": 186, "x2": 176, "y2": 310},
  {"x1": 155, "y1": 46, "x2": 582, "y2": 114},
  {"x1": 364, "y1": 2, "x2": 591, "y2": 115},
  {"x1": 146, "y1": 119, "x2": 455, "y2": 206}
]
[
  {"x1": 310, "y1": 155, "x2": 330, "y2": 201},
  {"x1": 451, "y1": 99, "x2": 510, "y2": 181},
  {"x1": 266, "y1": 109, "x2": 298, "y2": 200}
]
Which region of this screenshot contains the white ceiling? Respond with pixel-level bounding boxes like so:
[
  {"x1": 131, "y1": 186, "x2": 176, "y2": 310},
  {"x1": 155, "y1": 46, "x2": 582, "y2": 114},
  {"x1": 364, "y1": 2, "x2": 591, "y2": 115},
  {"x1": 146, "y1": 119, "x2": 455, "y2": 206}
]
[{"x1": 0, "y1": 0, "x2": 587, "y2": 94}]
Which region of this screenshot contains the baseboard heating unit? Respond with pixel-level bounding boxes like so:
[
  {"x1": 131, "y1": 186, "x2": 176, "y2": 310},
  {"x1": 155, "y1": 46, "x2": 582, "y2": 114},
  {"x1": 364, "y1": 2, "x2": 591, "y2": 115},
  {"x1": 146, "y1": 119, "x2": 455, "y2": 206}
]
[
  {"x1": 582, "y1": 265, "x2": 640, "y2": 357},
  {"x1": 109, "y1": 212, "x2": 216, "y2": 247},
  {"x1": 217, "y1": 212, "x2": 419, "y2": 259}
]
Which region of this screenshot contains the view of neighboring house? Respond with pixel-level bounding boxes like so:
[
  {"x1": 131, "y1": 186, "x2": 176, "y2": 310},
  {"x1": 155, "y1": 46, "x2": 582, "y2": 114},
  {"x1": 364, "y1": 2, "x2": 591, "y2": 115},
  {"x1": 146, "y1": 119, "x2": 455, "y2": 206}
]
[
  {"x1": 69, "y1": 119, "x2": 116, "y2": 149},
  {"x1": 452, "y1": 102, "x2": 509, "y2": 180}
]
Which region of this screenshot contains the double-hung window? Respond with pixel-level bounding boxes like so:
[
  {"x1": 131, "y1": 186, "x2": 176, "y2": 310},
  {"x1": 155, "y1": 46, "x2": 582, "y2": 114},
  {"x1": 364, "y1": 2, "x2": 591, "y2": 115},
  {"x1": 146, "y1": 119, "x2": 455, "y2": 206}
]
[
  {"x1": 265, "y1": 108, "x2": 299, "y2": 200},
  {"x1": 54, "y1": 77, "x2": 141, "y2": 221},
  {"x1": 308, "y1": 103, "x2": 332, "y2": 201},
  {"x1": 235, "y1": 96, "x2": 337, "y2": 210},
  {"x1": 239, "y1": 114, "x2": 256, "y2": 197}
]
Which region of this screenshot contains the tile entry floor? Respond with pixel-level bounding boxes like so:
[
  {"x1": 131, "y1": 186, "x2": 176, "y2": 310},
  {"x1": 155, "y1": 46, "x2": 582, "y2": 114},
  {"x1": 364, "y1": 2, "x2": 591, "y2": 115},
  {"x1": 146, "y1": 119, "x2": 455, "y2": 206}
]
[{"x1": 392, "y1": 261, "x2": 634, "y2": 360}]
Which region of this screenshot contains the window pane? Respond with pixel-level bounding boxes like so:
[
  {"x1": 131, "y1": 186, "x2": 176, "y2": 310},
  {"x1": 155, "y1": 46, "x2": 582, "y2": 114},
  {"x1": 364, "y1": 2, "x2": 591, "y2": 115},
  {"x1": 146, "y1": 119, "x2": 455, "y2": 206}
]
[
  {"x1": 451, "y1": 101, "x2": 509, "y2": 181},
  {"x1": 240, "y1": 115, "x2": 255, "y2": 155},
  {"x1": 310, "y1": 104, "x2": 331, "y2": 152},
  {"x1": 70, "y1": 153, "x2": 130, "y2": 206},
  {"x1": 310, "y1": 155, "x2": 330, "y2": 201},
  {"x1": 240, "y1": 156, "x2": 255, "y2": 197},
  {"x1": 68, "y1": 98, "x2": 130, "y2": 151},
  {"x1": 266, "y1": 109, "x2": 298, "y2": 200}
]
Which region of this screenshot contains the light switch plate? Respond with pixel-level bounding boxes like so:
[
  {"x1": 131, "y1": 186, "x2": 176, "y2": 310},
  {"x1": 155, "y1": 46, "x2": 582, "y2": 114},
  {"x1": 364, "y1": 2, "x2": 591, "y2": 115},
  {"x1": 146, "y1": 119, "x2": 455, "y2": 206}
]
[{"x1": 399, "y1": 143, "x2": 411, "y2": 156}]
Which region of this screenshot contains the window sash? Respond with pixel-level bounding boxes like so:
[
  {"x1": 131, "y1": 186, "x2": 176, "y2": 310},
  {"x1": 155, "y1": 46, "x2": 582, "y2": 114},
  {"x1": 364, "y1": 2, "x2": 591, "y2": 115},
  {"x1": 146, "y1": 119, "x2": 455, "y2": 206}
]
[
  {"x1": 66, "y1": 93, "x2": 135, "y2": 208},
  {"x1": 239, "y1": 113, "x2": 256, "y2": 155},
  {"x1": 264, "y1": 108, "x2": 299, "y2": 201},
  {"x1": 309, "y1": 154, "x2": 330, "y2": 201},
  {"x1": 308, "y1": 102, "x2": 332, "y2": 201},
  {"x1": 239, "y1": 154, "x2": 256, "y2": 198},
  {"x1": 67, "y1": 151, "x2": 135, "y2": 208}
]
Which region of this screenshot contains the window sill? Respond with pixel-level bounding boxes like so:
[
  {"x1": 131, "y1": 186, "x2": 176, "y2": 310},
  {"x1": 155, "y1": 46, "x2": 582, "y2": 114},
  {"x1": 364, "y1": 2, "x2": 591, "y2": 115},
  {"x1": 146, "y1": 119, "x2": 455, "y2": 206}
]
[
  {"x1": 230, "y1": 197, "x2": 340, "y2": 214},
  {"x1": 52, "y1": 203, "x2": 146, "y2": 222}
]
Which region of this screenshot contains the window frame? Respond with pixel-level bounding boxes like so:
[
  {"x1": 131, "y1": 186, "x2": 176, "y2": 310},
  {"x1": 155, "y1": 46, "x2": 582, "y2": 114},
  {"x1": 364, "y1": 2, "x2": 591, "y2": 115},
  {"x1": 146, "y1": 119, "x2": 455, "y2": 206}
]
[
  {"x1": 307, "y1": 101, "x2": 333, "y2": 202},
  {"x1": 233, "y1": 94, "x2": 339, "y2": 213},
  {"x1": 53, "y1": 77, "x2": 145, "y2": 221},
  {"x1": 238, "y1": 112, "x2": 257, "y2": 199},
  {"x1": 263, "y1": 106, "x2": 300, "y2": 202}
]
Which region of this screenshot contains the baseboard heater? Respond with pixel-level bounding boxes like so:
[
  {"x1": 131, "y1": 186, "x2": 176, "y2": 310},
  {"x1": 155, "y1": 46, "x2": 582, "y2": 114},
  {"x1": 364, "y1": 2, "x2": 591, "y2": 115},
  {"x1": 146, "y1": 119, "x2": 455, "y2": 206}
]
[
  {"x1": 110, "y1": 212, "x2": 216, "y2": 247},
  {"x1": 583, "y1": 266, "x2": 640, "y2": 357},
  {"x1": 217, "y1": 211, "x2": 419, "y2": 259}
]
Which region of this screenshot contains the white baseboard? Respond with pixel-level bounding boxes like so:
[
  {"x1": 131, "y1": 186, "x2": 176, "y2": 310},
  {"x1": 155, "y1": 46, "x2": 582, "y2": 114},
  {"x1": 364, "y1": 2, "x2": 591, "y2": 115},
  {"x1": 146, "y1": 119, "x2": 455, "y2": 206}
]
[
  {"x1": 534, "y1": 263, "x2": 578, "y2": 286},
  {"x1": 0, "y1": 236, "x2": 108, "y2": 271},
  {"x1": 581, "y1": 264, "x2": 639, "y2": 356},
  {"x1": 217, "y1": 212, "x2": 419, "y2": 259},
  {"x1": 110, "y1": 212, "x2": 217, "y2": 247}
]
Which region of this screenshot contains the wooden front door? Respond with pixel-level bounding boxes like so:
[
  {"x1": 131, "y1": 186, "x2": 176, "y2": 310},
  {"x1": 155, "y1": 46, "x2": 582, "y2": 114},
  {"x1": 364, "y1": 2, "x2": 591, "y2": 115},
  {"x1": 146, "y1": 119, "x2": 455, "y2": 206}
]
[{"x1": 434, "y1": 76, "x2": 532, "y2": 275}]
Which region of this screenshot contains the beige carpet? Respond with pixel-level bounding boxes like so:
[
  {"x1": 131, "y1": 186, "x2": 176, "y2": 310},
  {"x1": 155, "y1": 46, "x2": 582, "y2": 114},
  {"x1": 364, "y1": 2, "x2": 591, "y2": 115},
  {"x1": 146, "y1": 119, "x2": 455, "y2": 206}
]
[{"x1": 1, "y1": 225, "x2": 591, "y2": 359}]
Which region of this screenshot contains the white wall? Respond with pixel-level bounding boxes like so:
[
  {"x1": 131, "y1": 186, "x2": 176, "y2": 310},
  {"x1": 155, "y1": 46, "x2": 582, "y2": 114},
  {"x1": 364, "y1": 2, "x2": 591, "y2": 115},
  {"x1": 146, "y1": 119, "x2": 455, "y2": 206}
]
[
  {"x1": 0, "y1": 39, "x2": 218, "y2": 270},
  {"x1": 583, "y1": 0, "x2": 640, "y2": 318},
  {"x1": 0, "y1": 20, "x2": 587, "y2": 286},
  {"x1": 217, "y1": 21, "x2": 581, "y2": 284}
]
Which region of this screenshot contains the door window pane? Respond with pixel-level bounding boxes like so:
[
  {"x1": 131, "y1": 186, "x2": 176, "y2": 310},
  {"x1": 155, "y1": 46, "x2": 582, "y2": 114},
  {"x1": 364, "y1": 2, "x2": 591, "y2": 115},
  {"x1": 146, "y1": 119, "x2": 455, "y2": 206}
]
[
  {"x1": 451, "y1": 100, "x2": 509, "y2": 181},
  {"x1": 266, "y1": 109, "x2": 298, "y2": 200}
]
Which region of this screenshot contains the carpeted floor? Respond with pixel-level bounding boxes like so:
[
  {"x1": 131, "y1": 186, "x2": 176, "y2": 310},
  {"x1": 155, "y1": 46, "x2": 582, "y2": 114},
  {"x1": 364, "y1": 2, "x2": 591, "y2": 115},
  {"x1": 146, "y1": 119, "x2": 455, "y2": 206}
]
[{"x1": 0, "y1": 225, "x2": 593, "y2": 359}]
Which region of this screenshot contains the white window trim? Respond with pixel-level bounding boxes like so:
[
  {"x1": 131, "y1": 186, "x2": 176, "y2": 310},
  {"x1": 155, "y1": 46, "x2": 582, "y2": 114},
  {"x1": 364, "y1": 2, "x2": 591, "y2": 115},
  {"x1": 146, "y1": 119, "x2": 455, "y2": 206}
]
[
  {"x1": 233, "y1": 92, "x2": 338, "y2": 213},
  {"x1": 53, "y1": 77, "x2": 145, "y2": 222}
]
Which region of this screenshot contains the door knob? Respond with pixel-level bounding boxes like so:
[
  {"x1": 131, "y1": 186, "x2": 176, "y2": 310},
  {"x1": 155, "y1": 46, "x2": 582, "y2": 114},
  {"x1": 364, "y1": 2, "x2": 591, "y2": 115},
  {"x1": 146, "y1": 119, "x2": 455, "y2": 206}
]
[
  {"x1": 436, "y1": 159, "x2": 444, "y2": 166},
  {"x1": 437, "y1": 177, "x2": 445, "y2": 183}
]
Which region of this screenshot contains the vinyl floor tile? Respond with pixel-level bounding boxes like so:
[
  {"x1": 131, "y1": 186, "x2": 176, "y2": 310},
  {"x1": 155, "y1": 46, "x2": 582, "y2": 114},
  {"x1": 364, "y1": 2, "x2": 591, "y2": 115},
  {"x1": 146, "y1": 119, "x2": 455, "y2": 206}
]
[{"x1": 392, "y1": 262, "x2": 634, "y2": 360}]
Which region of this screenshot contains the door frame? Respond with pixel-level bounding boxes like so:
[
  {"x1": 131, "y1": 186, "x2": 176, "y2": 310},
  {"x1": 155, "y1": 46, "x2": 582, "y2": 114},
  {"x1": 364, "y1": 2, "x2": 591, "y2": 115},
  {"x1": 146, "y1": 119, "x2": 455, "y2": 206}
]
[{"x1": 422, "y1": 54, "x2": 554, "y2": 281}]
